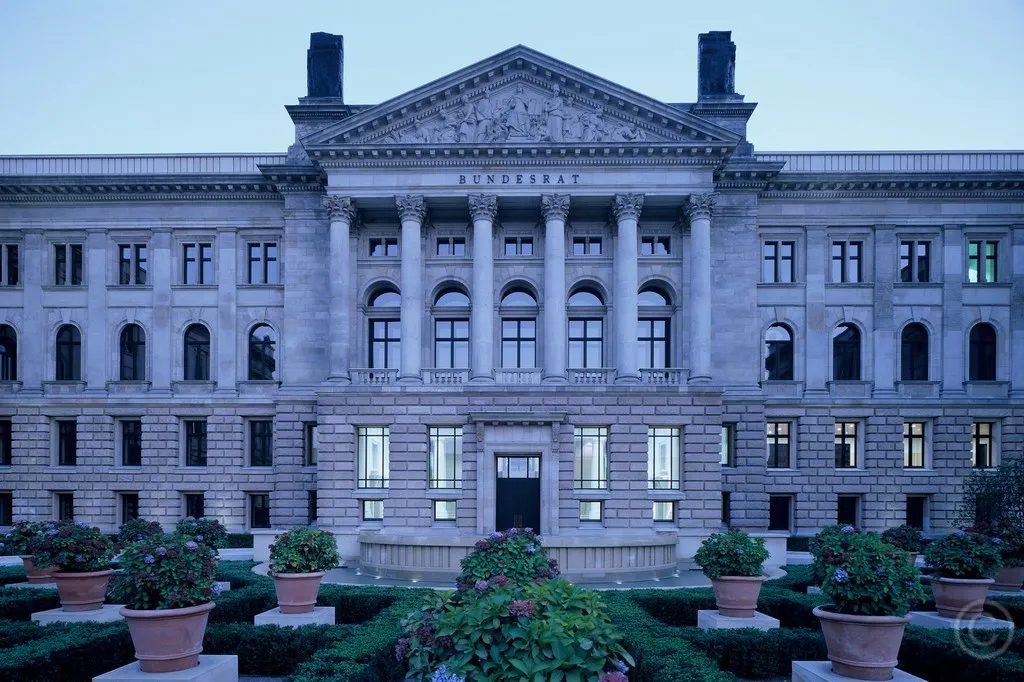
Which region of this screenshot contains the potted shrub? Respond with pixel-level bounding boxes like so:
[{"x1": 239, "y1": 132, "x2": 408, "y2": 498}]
[
  {"x1": 1, "y1": 521, "x2": 57, "y2": 583},
  {"x1": 174, "y1": 516, "x2": 228, "y2": 549},
  {"x1": 814, "y1": 531, "x2": 926, "y2": 681},
  {"x1": 693, "y1": 529, "x2": 769, "y2": 617},
  {"x1": 29, "y1": 520, "x2": 116, "y2": 611},
  {"x1": 117, "y1": 518, "x2": 164, "y2": 547},
  {"x1": 117, "y1": 534, "x2": 219, "y2": 673},
  {"x1": 809, "y1": 524, "x2": 865, "y2": 585},
  {"x1": 268, "y1": 527, "x2": 339, "y2": 613},
  {"x1": 881, "y1": 524, "x2": 924, "y2": 567},
  {"x1": 972, "y1": 521, "x2": 1024, "y2": 592},
  {"x1": 923, "y1": 529, "x2": 1001, "y2": 619}
]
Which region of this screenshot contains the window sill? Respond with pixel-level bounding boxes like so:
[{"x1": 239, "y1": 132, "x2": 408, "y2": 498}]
[
  {"x1": 757, "y1": 282, "x2": 805, "y2": 288},
  {"x1": 964, "y1": 282, "x2": 1011, "y2": 288},
  {"x1": 107, "y1": 285, "x2": 153, "y2": 291},
  {"x1": 354, "y1": 490, "x2": 389, "y2": 499},
  {"x1": 0, "y1": 286, "x2": 24, "y2": 291},
  {"x1": 902, "y1": 468, "x2": 938, "y2": 473},
  {"x1": 171, "y1": 284, "x2": 218, "y2": 290},
  {"x1": 577, "y1": 520, "x2": 606, "y2": 529},
  {"x1": 427, "y1": 489, "x2": 462, "y2": 499},
  {"x1": 894, "y1": 282, "x2": 940, "y2": 288},
  {"x1": 42, "y1": 285, "x2": 86, "y2": 292},
  {"x1": 42, "y1": 381, "x2": 86, "y2": 395},
  {"x1": 107, "y1": 381, "x2": 151, "y2": 394},
  {"x1": 0, "y1": 381, "x2": 22, "y2": 394},
  {"x1": 431, "y1": 520, "x2": 458, "y2": 529},
  {"x1": 238, "y1": 283, "x2": 283, "y2": 290},
  {"x1": 572, "y1": 489, "x2": 611, "y2": 499},
  {"x1": 172, "y1": 381, "x2": 217, "y2": 395},
  {"x1": 767, "y1": 468, "x2": 799, "y2": 473},
  {"x1": 825, "y1": 282, "x2": 874, "y2": 288},
  {"x1": 962, "y1": 381, "x2": 1009, "y2": 399},
  {"x1": 895, "y1": 381, "x2": 940, "y2": 398}
]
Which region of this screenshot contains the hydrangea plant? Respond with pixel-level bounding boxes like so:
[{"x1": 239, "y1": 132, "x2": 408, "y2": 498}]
[
  {"x1": 693, "y1": 529, "x2": 769, "y2": 579},
  {"x1": 117, "y1": 518, "x2": 164, "y2": 547},
  {"x1": 269, "y1": 527, "x2": 340, "y2": 574},
  {"x1": 819, "y1": 531, "x2": 926, "y2": 616},
  {"x1": 0, "y1": 521, "x2": 49, "y2": 556},
  {"x1": 880, "y1": 524, "x2": 925, "y2": 553},
  {"x1": 456, "y1": 527, "x2": 558, "y2": 589},
  {"x1": 113, "y1": 533, "x2": 219, "y2": 609},
  {"x1": 174, "y1": 516, "x2": 228, "y2": 549},
  {"x1": 29, "y1": 520, "x2": 116, "y2": 572},
  {"x1": 924, "y1": 529, "x2": 1002, "y2": 579},
  {"x1": 809, "y1": 524, "x2": 865, "y2": 584},
  {"x1": 970, "y1": 521, "x2": 1024, "y2": 568}
]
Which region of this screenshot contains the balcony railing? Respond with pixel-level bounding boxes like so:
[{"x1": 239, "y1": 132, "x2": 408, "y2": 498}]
[
  {"x1": 424, "y1": 368, "x2": 469, "y2": 385},
  {"x1": 639, "y1": 368, "x2": 686, "y2": 385},
  {"x1": 495, "y1": 368, "x2": 542, "y2": 385},
  {"x1": 568, "y1": 368, "x2": 615, "y2": 385},
  {"x1": 351, "y1": 368, "x2": 398, "y2": 385}
]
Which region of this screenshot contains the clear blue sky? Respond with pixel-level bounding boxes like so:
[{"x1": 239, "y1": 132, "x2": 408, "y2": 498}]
[{"x1": 1, "y1": 0, "x2": 1021, "y2": 154}]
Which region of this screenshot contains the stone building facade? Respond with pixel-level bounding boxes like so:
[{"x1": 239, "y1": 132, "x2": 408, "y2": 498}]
[{"x1": 1, "y1": 32, "x2": 1022, "y2": 580}]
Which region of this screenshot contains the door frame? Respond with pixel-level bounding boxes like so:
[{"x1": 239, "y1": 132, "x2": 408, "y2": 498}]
[
  {"x1": 476, "y1": 422, "x2": 560, "y2": 537},
  {"x1": 495, "y1": 455, "x2": 542, "y2": 532}
]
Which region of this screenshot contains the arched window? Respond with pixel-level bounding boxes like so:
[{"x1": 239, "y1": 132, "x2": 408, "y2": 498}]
[
  {"x1": 55, "y1": 324, "x2": 81, "y2": 381},
  {"x1": 248, "y1": 324, "x2": 278, "y2": 380},
  {"x1": 832, "y1": 324, "x2": 861, "y2": 381},
  {"x1": 969, "y1": 323, "x2": 997, "y2": 381},
  {"x1": 119, "y1": 324, "x2": 146, "y2": 381},
  {"x1": 900, "y1": 323, "x2": 929, "y2": 381},
  {"x1": 0, "y1": 324, "x2": 16, "y2": 381},
  {"x1": 501, "y1": 288, "x2": 537, "y2": 307},
  {"x1": 638, "y1": 285, "x2": 672, "y2": 369},
  {"x1": 764, "y1": 324, "x2": 793, "y2": 381},
  {"x1": 568, "y1": 286, "x2": 605, "y2": 369},
  {"x1": 501, "y1": 287, "x2": 537, "y2": 369},
  {"x1": 433, "y1": 287, "x2": 469, "y2": 369},
  {"x1": 368, "y1": 286, "x2": 400, "y2": 369},
  {"x1": 434, "y1": 289, "x2": 470, "y2": 307},
  {"x1": 183, "y1": 324, "x2": 211, "y2": 381}
]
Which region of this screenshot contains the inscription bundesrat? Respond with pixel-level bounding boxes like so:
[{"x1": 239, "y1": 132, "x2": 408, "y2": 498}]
[{"x1": 458, "y1": 173, "x2": 581, "y2": 185}]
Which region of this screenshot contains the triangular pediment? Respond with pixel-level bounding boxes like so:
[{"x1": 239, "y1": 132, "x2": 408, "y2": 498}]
[{"x1": 302, "y1": 45, "x2": 740, "y2": 150}]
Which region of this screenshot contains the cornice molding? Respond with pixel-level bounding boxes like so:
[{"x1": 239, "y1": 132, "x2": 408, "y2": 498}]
[{"x1": 760, "y1": 172, "x2": 1024, "y2": 199}]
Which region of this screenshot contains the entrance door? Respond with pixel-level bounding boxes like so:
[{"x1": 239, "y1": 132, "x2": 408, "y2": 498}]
[{"x1": 495, "y1": 456, "x2": 541, "y2": 533}]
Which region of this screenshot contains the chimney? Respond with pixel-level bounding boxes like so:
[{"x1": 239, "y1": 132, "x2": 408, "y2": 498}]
[
  {"x1": 697, "y1": 31, "x2": 739, "y2": 100},
  {"x1": 307, "y1": 32, "x2": 344, "y2": 100}
]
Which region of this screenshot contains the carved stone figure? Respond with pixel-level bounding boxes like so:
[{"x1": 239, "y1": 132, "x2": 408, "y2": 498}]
[
  {"x1": 472, "y1": 88, "x2": 495, "y2": 142},
  {"x1": 457, "y1": 95, "x2": 476, "y2": 143},
  {"x1": 543, "y1": 85, "x2": 564, "y2": 143},
  {"x1": 562, "y1": 98, "x2": 583, "y2": 141},
  {"x1": 582, "y1": 107, "x2": 610, "y2": 142},
  {"x1": 611, "y1": 122, "x2": 647, "y2": 142},
  {"x1": 400, "y1": 117, "x2": 429, "y2": 144},
  {"x1": 437, "y1": 107, "x2": 459, "y2": 143},
  {"x1": 505, "y1": 85, "x2": 533, "y2": 139}
]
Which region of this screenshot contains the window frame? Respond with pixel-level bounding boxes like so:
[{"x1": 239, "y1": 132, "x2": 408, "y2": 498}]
[
  {"x1": 433, "y1": 318, "x2": 470, "y2": 370},
  {"x1": 573, "y1": 426, "x2": 608, "y2": 490},
  {"x1": 56, "y1": 419, "x2": 77, "y2": 466},
  {"x1": 640, "y1": 235, "x2": 671, "y2": 256},
  {"x1": 720, "y1": 423, "x2": 736, "y2": 467},
  {"x1": 834, "y1": 421, "x2": 860, "y2": 469},
  {"x1": 54, "y1": 242, "x2": 84, "y2": 286},
  {"x1": 832, "y1": 324, "x2": 861, "y2": 381},
  {"x1": 0, "y1": 419, "x2": 11, "y2": 466},
  {"x1": 906, "y1": 495, "x2": 929, "y2": 531},
  {"x1": 119, "y1": 418, "x2": 143, "y2": 467},
  {"x1": 119, "y1": 324, "x2": 147, "y2": 381},
  {"x1": 357, "y1": 426, "x2": 389, "y2": 489},
  {"x1": 181, "y1": 242, "x2": 214, "y2": 285},
  {"x1": 763, "y1": 324, "x2": 794, "y2": 381},
  {"x1": 183, "y1": 324, "x2": 211, "y2": 381},
  {"x1": 653, "y1": 501, "x2": 675, "y2": 523},
  {"x1": 0, "y1": 243, "x2": 19, "y2": 287},
  {"x1": 571, "y1": 236, "x2": 603, "y2": 256},
  {"x1": 899, "y1": 240, "x2": 930, "y2": 283},
  {"x1": 368, "y1": 237, "x2": 399, "y2": 257},
  {"x1": 972, "y1": 421, "x2": 997, "y2": 469},
  {"x1": 248, "y1": 492, "x2": 271, "y2": 529},
  {"x1": 837, "y1": 494, "x2": 861, "y2": 527},
  {"x1": 0, "y1": 492, "x2": 12, "y2": 526},
  {"x1": 0, "y1": 324, "x2": 16, "y2": 382},
  {"x1": 247, "y1": 324, "x2": 278, "y2": 381},
  {"x1": 767, "y1": 495, "x2": 792, "y2": 532},
  {"x1": 967, "y1": 239, "x2": 998, "y2": 284},
  {"x1": 568, "y1": 318, "x2": 604, "y2": 369},
  {"x1": 183, "y1": 419, "x2": 208, "y2": 467},
  {"x1": 903, "y1": 421, "x2": 928, "y2": 469},
  {"x1": 647, "y1": 426, "x2": 680, "y2": 490},
  {"x1": 184, "y1": 492, "x2": 205, "y2": 519},
  {"x1": 118, "y1": 243, "x2": 148, "y2": 286},
  {"x1": 503, "y1": 236, "x2": 534, "y2": 256},
  {"x1": 362, "y1": 499, "x2": 384, "y2": 521},
  {"x1": 428, "y1": 426, "x2": 462, "y2": 489},
  {"x1": 762, "y1": 240, "x2": 795, "y2": 283},
  {"x1": 56, "y1": 492, "x2": 74, "y2": 521},
  {"x1": 247, "y1": 241, "x2": 280, "y2": 285},
  {"x1": 578, "y1": 500, "x2": 603, "y2": 522},
  {"x1": 304, "y1": 422, "x2": 318, "y2": 466},
  {"x1": 830, "y1": 240, "x2": 863, "y2": 283},
  {"x1": 435, "y1": 236, "x2": 467, "y2": 257},
  {"x1": 55, "y1": 324, "x2": 82, "y2": 381},
  {"x1": 248, "y1": 419, "x2": 274, "y2": 468},
  {"x1": 766, "y1": 421, "x2": 792, "y2": 469},
  {"x1": 433, "y1": 500, "x2": 457, "y2": 522},
  {"x1": 120, "y1": 492, "x2": 140, "y2": 525},
  {"x1": 900, "y1": 324, "x2": 929, "y2": 381},
  {"x1": 968, "y1": 323, "x2": 997, "y2": 381}
]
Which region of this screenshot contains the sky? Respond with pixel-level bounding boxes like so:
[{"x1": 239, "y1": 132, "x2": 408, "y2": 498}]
[{"x1": 0, "y1": 0, "x2": 1022, "y2": 155}]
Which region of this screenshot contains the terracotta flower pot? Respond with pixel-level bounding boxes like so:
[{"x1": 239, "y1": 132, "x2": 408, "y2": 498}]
[
  {"x1": 814, "y1": 606, "x2": 909, "y2": 681},
  {"x1": 273, "y1": 572, "x2": 325, "y2": 614},
  {"x1": 121, "y1": 601, "x2": 215, "y2": 673},
  {"x1": 710, "y1": 575, "x2": 764, "y2": 618},
  {"x1": 19, "y1": 555, "x2": 58, "y2": 584},
  {"x1": 991, "y1": 566, "x2": 1024, "y2": 592},
  {"x1": 931, "y1": 577, "x2": 994, "y2": 619},
  {"x1": 52, "y1": 569, "x2": 113, "y2": 612}
]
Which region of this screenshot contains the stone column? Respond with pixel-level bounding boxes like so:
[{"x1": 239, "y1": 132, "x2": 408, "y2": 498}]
[
  {"x1": 871, "y1": 225, "x2": 897, "y2": 397},
  {"x1": 613, "y1": 194, "x2": 643, "y2": 383},
  {"x1": 941, "y1": 224, "x2": 965, "y2": 396},
  {"x1": 684, "y1": 193, "x2": 716, "y2": 384},
  {"x1": 1012, "y1": 225, "x2": 1024, "y2": 399},
  {"x1": 397, "y1": 195, "x2": 426, "y2": 383},
  {"x1": 804, "y1": 225, "x2": 828, "y2": 394},
  {"x1": 85, "y1": 228, "x2": 107, "y2": 393},
  {"x1": 215, "y1": 228, "x2": 237, "y2": 394},
  {"x1": 323, "y1": 196, "x2": 357, "y2": 383},
  {"x1": 19, "y1": 231, "x2": 44, "y2": 395},
  {"x1": 469, "y1": 194, "x2": 497, "y2": 382},
  {"x1": 542, "y1": 194, "x2": 570, "y2": 383},
  {"x1": 150, "y1": 228, "x2": 172, "y2": 394}
]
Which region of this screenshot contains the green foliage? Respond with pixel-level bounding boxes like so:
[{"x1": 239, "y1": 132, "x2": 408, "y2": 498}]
[
  {"x1": 808, "y1": 524, "x2": 864, "y2": 584},
  {"x1": 685, "y1": 627, "x2": 827, "y2": 679},
  {"x1": 970, "y1": 520, "x2": 1024, "y2": 567},
  {"x1": 0, "y1": 565, "x2": 27, "y2": 586},
  {"x1": 28, "y1": 520, "x2": 116, "y2": 572},
  {"x1": 958, "y1": 457, "x2": 1024, "y2": 528},
  {"x1": 269, "y1": 527, "x2": 340, "y2": 574},
  {"x1": 226, "y1": 532, "x2": 254, "y2": 548},
  {"x1": 0, "y1": 589, "x2": 61, "y2": 620},
  {"x1": 113, "y1": 534, "x2": 218, "y2": 609},
  {"x1": 216, "y1": 560, "x2": 265, "y2": 589},
  {"x1": 0, "y1": 621, "x2": 135, "y2": 681},
  {"x1": 786, "y1": 536, "x2": 812, "y2": 552},
  {"x1": 202, "y1": 622, "x2": 352, "y2": 675},
  {"x1": 0, "y1": 521, "x2": 48, "y2": 556},
  {"x1": 173, "y1": 516, "x2": 228, "y2": 549},
  {"x1": 766, "y1": 564, "x2": 816, "y2": 593},
  {"x1": 818, "y1": 531, "x2": 926, "y2": 616},
  {"x1": 881, "y1": 524, "x2": 925, "y2": 553},
  {"x1": 457, "y1": 527, "x2": 558, "y2": 589},
  {"x1": 116, "y1": 518, "x2": 164, "y2": 547},
  {"x1": 693, "y1": 529, "x2": 769, "y2": 579},
  {"x1": 924, "y1": 529, "x2": 1002, "y2": 579}
]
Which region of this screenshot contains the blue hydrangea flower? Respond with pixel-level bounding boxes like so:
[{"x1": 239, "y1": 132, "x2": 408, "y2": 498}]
[
  {"x1": 525, "y1": 543, "x2": 536, "y2": 553},
  {"x1": 209, "y1": 549, "x2": 217, "y2": 557},
  {"x1": 144, "y1": 554, "x2": 155, "y2": 564},
  {"x1": 475, "y1": 580, "x2": 489, "y2": 591},
  {"x1": 993, "y1": 538, "x2": 1002, "y2": 545},
  {"x1": 156, "y1": 547, "x2": 167, "y2": 556},
  {"x1": 136, "y1": 533, "x2": 143, "y2": 540},
  {"x1": 841, "y1": 525, "x2": 855, "y2": 534},
  {"x1": 212, "y1": 584, "x2": 223, "y2": 596},
  {"x1": 47, "y1": 528, "x2": 60, "y2": 536},
  {"x1": 0, "y1": 543, "x2": 5, "y2": 550},
  {"x1": 488, "y1": 531, "x2": 502, "y2": 540},
  {"x1": 524, "y1": 527, "x2": 534, "y2": 533},
  {"x1": 196, "y1": 534, "x2": 204, "y2": 541},
  {"x1": 75, "y1": 554, "x2": 85, "y2": 562},
  {"x1": 834, "y1": 568, "x2": 849, "y2": 583},
  {"x1": 874, "y1": 565, "x2": 885, "y2": 576},
  {"x1": 431, "y1": 664, "x2": 465, "y2": 682},
  {"x1": 614, "y1": 659, "x2": 629, "y2": 673},
  {"x1": 954, "y1": 530, "x2": 967, "y2": 538},
  {"x1": 736, "y1": 549, "x2": 745, "y2": 555},
  {"x1": 184, "y1": 541, "x2": 199, "y2": 551},
  {"x1": 76, "y1": 521, "x2": 90, "y2": 528}
]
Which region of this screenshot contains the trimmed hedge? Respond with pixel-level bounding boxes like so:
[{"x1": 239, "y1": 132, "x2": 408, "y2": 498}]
[
  {"x1": 685, "y1": 627, "x2": 826, "y2": 678},
  {"x1": 0, "y1": 565, "x2": 27, "y2": 586},
  {"x1": 226, "y1": 533, "x2": 254, "y2": 549},
  {"x1": 204, "y1": 623, "x2": 354, "y2": 675},
  {"x1": 216, "y1": 560, "x2": 265, "y2": 589},
  {"x1": 0, "y1": 589, "x2": 61, "y2": 621},
  {"x1": 0, "y1": 622, "x2": 134, "y2": 681}
]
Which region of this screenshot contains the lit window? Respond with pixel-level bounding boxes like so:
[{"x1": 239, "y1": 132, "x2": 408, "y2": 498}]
[
  {"x1": 579, "y1": 501, "x2": 603, "y2": 522},
  {"x1": 972, "y1": 422, "x2": 995, "y2": 469},
  {"x1": 357, "y1": 427, "x2": 389, "y2": 488},
  {"x1": 767, "y1": 422, "x2": 791, "y2": 468},
  {"x1": 647, "y1": 427, "x2": 680, "y2": 489},
  {"x1": 903, "y1": 422, "x2": 926, "y2": 468},
  {"x1": 834, "y1": 422, "x2": 858, "y2": 468},
  {"x1": 429, "y1": 427, "x2": 462, "y2": 489},
  {"x1": 434, "y1": 500, "x2": 457, "y2": 522},
  {"x1": 574, "y1": 427, "x2": 608, "y2": 489},
  {"x1": 653, "y1": 501, "x2": 674, "y2": 522},
  {"x1": 967, "y1": 240, "x2": 997, "y2": 283}
]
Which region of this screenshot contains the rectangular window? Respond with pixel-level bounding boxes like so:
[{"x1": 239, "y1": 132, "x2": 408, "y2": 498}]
[
  {"x1": 0, "y1": 419, "x2": 11, "y2": 466},
  {"x1": 357, "y1": 427, "x2": 389, "y2": 488},
  {"x1": 572, "y1": 236, "x2": 602, "y2": 256},
  {"x1": 182, "y1": 243, "x2": 213, "y2": 284},
  {"x1": 308, "y1": 491, "x2": 317, "y2": 524},
  {"x1": 370, "y1": 319, "x2": 401, "y2": 369},
  {"x1": 1, "y1": 244, "x2": 20, "y2": 286},
  {"x1": 501, "y1": 319, "x2": 536, "y2": 368},
  {"x1": 972, "y1": 422, "x2": 994, "y2": 469},
  {"x1": 504, "y1": 237, "x2": 533, "y2": 256},
  {"x1": 118, "y1": 244, "x2": 148, "y2": 285},
  {"x1": 647, "y1": 427, "x2": 680, "y2": 489},
  {"x1": 184, "y1": 420, "x2": 208, "y2": 467},
  {"x1": 369, "y1": 237, "x2": 398, "y2": 257},
  {"x1": 434, "y1": 500, "x2": 457, "y2": 522},
  {"x1": 906, "y1": 495, "x2": 927, "y2": 530},
  {"x1": 435, "y1": 237, "x2": 466, "y2": 256},
  {"x1": 184, "y1": 493, "x2": 205, "y2": 519},
  {"x1": 766, "y1": 421, "x2": 791, "y2": 468},
  {"x1": 899, "y1": 240, "x2": 930, "y2": 283},
  {"x1": 834, "y1": 422, "x2": 858, "y2": 468},
  {"x1": 837, "y1": 495, "x2": 860, "y2": 526},
  {"x1": 573, "y1": 426, "x2": 608, "y2": 489},
  {"x1": 249, "y1": 420, "x2": 273, "y2": 467},
  {"x1": 721, "y1": 492, "x2": 731, "y2": 526},
  {"x1": 120, "y1": 419, "x2": 142, "y2": 467},
  {"x1": 249, "y1": 493, "x2": 270, "y2": 529},
  {"x1": 637, "y1": 318, "x2": 669, "y2": 369},
  {"x1": 768, "y1": 495, "x2": 791, "y2": 531},
  {"x1": 434, "y1": 319, "x2": 470, "y2": 369},
  {"x1": 762, "y1": 240, "x2": 794, "y2": 283},
  {"x1": 831, "y1": 240, "x2": 863, "y2": 283},
  {"x1": 57, "y1": 420, "x2": 77, "y2": 466},
  {"x1": 579, "y1": 501, "x2": 603, "y2": 522},
  {"x1": 304, "y1": 423, "x2": 318, "y2": 466},
  {"x1": 568, "y1": 319, "x2": 603, "y2": 368},
  {"x1": 0, "y1": 492, "x2": 11, "y2": 525},
  {"x1": 362, "y1": 499, "x2": 383, "y2": 521},
  {"x1": 640, "y1": 236, "x2": 671, "y2": 256},
  {"x1": 967, "y1": 240, "x2": 998, "y2": 283},
  {"x1": 247, "y1": 242, "x2": 279, "y2": 284},
  {"x1": 653, "y1": 501, "x2": 675, "y2": 522},
  {"x1": 57, "y1": 492, "x2": 74, "y2": 520},
  {"x1": 54, "y1": 243, "x2": 83, "y2": 286},
  {"x1": 720, "y1": 423, "x2": 735, "y2": 467},
  {"x1": 429, "y1": 426, "x2": 462, "y2": 489},
  {"x1": 903, "y1": 422, "x2": 926, "y2": 468},
  {"x1": 120, "y1": 493, "x2": 140, "y2": 524}
]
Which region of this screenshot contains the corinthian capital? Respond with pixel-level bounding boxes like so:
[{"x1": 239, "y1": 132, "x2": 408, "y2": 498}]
[
  {"x1": 468, "y1": 193, "x2": 498, "y2": 222},
  {"x1": 395, "y1": 195, "x2": 427, "y2": 222},
  {"x1": 322, "y1": 195, "x2": 358, "y2": 223},
  {"x1": 540, "y1": 194, "x2": 570, "y2": 222},
  {"x1": 612, "y1": 193, "x2": 644, "y2": 222},
  {"x1": 683, "y1": 192, "x2": 718, "y2": 223}
]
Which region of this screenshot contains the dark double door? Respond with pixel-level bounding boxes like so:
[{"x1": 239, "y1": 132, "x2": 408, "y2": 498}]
[{"x1": 495, "y1": 456, "x2": 541, "y2": 533}]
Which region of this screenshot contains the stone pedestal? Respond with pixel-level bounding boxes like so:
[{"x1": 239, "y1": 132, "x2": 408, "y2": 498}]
[
  {"x1": 696, "y1": 610, "x2": 779, "y2": 631},
  {"x1": 214, "y1": 581, "x2": 231, "y2": 593},
  {"x1": 94, "y1": 655, "x2": 238, "y2": 681},
  {"x1": 32, "y1": 604, "x2": 125, "y2": 624},
  {"x1": 793, "y1": 661, "x2": 924, "y2": 682},
  {"x1": 254, "y1": 606, "x2": 334, "y2": 628},
  {"x1": 806, "y1": 586, "x2": 821, "y2": 595},
  {"x1": 908, "y1": 611, "x2": 1013, "y2": 630},
  {"x1": 5, "y1": 581, "x2": 56, "y2": 590}
]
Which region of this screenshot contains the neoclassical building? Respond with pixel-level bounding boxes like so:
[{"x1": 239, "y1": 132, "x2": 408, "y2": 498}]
[{"x1": 0, "y1": 32, "x2": 1021, "y2": 580}]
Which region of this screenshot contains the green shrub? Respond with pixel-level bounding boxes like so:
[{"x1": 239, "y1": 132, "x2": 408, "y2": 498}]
[
  {"x1": 174, "y1": 517, "x2": 228, "y2": 549},
  {"x1": 808, "y1": 524, "x2": 864, "y2": 585},
  {"x1": 971, "y1": 520, "x2": 1024, "y2": 567},
  {"x1": 116, "y1": 518, "x2": 164, "y2": 547},
  {"x1": 202, "y1": 622, "x2": 352, "y2": 675},
  {"x1": 0, "y1": 620, "x2": 46, "y2": 649},
  {"x1": 457, "y1": 527, "x2": 557, "y2": 589},
  {"x1": 269, "y1": 527, "x2": 340, "y2": 574},
  {"x1": 881, "y1": 524, "x2": 925, "y2": 553},
  {"x1": 0, "y1": 622, "x2": 134, "y2": 681},
  {"x1": 925, "y1": 529, "x2": 1002, "y2": 578},
  {"x1": 226, "y1": 533, "x2": 254, "y2": 548},
  {"x1": 0, "y1": 588, "x2": 61, "y2": 620},
  {"x1": 767, "y1": 564, "x2": 815, "y2": 592},
  {"x1": 819, "y1": 531, "x2": 925, "y2": 616},
  {"x1": 686, "y1": 627, "x2": 827, "y2": 678},
  {"x1": 693, "y1": 529, "x2": 769, "y2": 579},
  {"x1": 216, "y1": 560, "x2": 265, "y2": 588},
  {"x1": 114, "y1": 534, "x2": 218, "y2": 609},
  {"x1": 786, "y1": 536, "x2": 812, "y2": 552},
  {"x1": 0, "y1": 565, "x2": 27, "y2": 586},
  {"x1": 28, "y1": 520, "x2": 116, "y2": 572},
  {"x1": 0, "y1": 522, "x2": 48, "y2": 556},
  {"x1": 206, "y1": 585, "x2": 277, "y2": 624}
]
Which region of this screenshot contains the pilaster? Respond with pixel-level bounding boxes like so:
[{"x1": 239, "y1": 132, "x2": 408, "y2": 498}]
[
  {"x1": 871, "y1": 225, "x2": 896, "y2": 397},
  {"x1": 397, "y1": 195, "x2": 426, "y2": 383},
  {"x1": 541, "y1": 194, "x2": 570, "y2": 383},
  {"x1": 684, "y1": 193, "x2": 716, "y2": 384},
  {"x1": 215, "y1": 228, "x2": 238, "y2": 394},
  {"x1": 18, "y1": 231, "x2": 44, "y2": 395},
  {"x1": 941, "y1": 224, "x2": 965, "y2": 396},
  {"x1": 613, "y1": 194, "x2": 643, "y2": 383},
  {"x1": 85, "y1": 229, "x2": 107, "y2": 393},
  {"x1": 1010, "y1": 225, "x2": 1024, "y2": 398},
  {"x1": 323, "y1": 196, "x2": 358, "y2": 383},
  {"x1": 469, "y1": 194, "x2": 497, "y2": 383},
  {"x1": 150, "y1": 228, "x2": 173, "y2": 394},
  {"x1": 804, "y1": 225, "x2": 828, "y2": 394}
]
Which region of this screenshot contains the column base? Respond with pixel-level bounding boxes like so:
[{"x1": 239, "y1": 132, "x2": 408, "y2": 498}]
[
  {"x1": 397, "y1": 375, "x2": 423, "y2": 385},
  {"x1": 687, "y1": 375, "x2": 712, "y2": 385},
  {"x1": 324, "y1": 375, "x2": 352, "y2": 385},
  {"x1": 614, "y1": 374, "x2": 640, "y2": 384},
  {"x1": 469, "y1": 375, "x2": 495, "y2": 384},
  {"x1": 542, "y1": 375, "x2": 568, "y2": 384}
]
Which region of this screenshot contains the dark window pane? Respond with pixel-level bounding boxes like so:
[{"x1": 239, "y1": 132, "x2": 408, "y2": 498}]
[
  {"x1": 58, "y1": 420, "x2": 77, "y2": 466},
  {"x1": 837, "y1": 496, "x2": 859, "y2": 526},
  {"x1": 832, "y1": 324, "x2": 861, "y2": 381},
  {"x1": 185, "y1": 493, "x2": 205, "y2": 519},
  {"x1": 135, "y1": 245, "x2": 147, "y2": 285},
  {"x1": 57, "y1": 493, "x2": 74, "y2": 520},
  {"x1": 184, "y1": 325, "x2": 211, "y2": 380},
  {"x1": 248, "y1": 325, "x2": 277, "y2": 380},
  {"x1": 70, "y1": 245, "x2": 83, "y2": 285},
  {"x1": 121, "y1": 494, "x2": 139, "y2": 523},
  {"x1": 900, "y1": 324, "x2": 929, "y2": 381},
  {"x1": 119, "y1": 245, "x2": 132, "y2": 285},
  {"x1": 121, "y1": 420, "x2": 142, "y2": 466},
  {"x1": 249, "y1": 420, "x2": 273, "y2": 467},
  {"x1": 250, "y1": 494, "x2": 270, "y2": 529},
  {"x1": 0, "y1": 419, "x2": 12, "y2": 466},
  {"x1": 768, "y1": 496, "x2": 791, "y2": 531},
  {"x1": 969, "y1": 323, "x2": 997, "y2": 381},
  {"x1": 906, "y1": 496, "x2": 926, "y2": 529},
  {"x1": 185, "y1": 420, "x2": 207, "y2": 467},
  {"x1": 0, "y1": 325, "x2": 17, "y2": 381},
  {"x1": 55, "y1": 244, "x2": 67, "y2": 285},
  {"x1": 55, "y1": 325, "x2": 81, "y2": 381}
]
